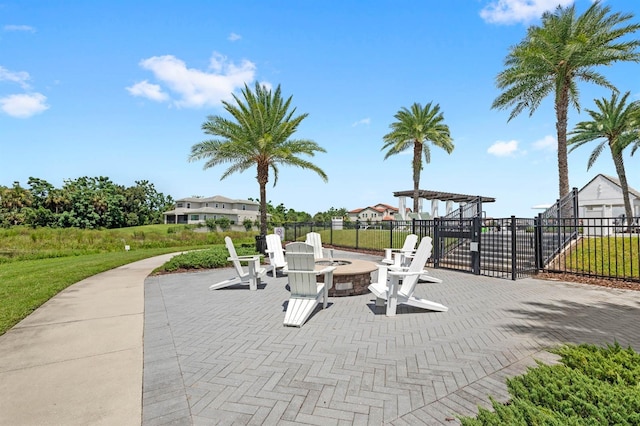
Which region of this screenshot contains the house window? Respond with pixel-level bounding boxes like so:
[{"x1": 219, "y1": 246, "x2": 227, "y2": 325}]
[
  {"x1": 177, "y1": 203, "x2": 183, "y2": 208},
  {"x1": 222, "y1": 204, "x2": 225, "y2": 209},
  {"x1": 187, "y1": 203, "x2": 191, "y2": 209},
  {"x1": 242, "y1": 205, "x2": 246, "y2": 210},
  {"x1": 190, "y1": 214, "x2": 199, "y2": 221},
  {"x1": 215, "y1": 203, "x2": 219, "y2": 208}
]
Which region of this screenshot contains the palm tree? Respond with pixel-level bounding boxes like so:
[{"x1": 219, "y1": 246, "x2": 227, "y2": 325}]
[
  {"x1": 382, "y1": 102, "x2": 454, "y2": 214},
  {"x1": 492, "y1": 1, "x2": 640, "y2": 202},
  {"x1": 189, "y1": 83, "x2": 328, "y2": 235},
  {"x1": 568, "y1": 91, "x2": 640, "y2": 228}
]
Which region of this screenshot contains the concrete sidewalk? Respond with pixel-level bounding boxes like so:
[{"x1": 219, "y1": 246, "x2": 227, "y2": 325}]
[{"x1": 0, "y1": 254, "x2": 177, "y2": 426}]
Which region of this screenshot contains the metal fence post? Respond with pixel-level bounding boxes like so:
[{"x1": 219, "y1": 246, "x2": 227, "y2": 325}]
[
  {"x1": 534, "y1": 213, "x2": 542, "y2": 270},
  {"x1": 390, "y1": 220, "x2": 394, "y2": 249},
  {"x1": 471, "y1": 216, "x2": 481, "y2": 275},
  {"x1": 510, "y1": 215, "x2": 517, "y2": 280},
  {"x1": 433, "y1": 217, "x2": 440, "y2": 268},
  {"x1": 330, "y1": 220, "x2": 333, "y2": 245},
  {"x1": 355, "y1": 220, "x2": 360, "y2": 249}
]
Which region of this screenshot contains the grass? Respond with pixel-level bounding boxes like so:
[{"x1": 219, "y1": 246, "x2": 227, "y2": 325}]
[
  {"x1": 563, "y1": 235, "x2": 640, "y2": 279},
  {"x1": 0, "y1": 225, "x2": 258, "y2": 335},
  {"x1": 306, "y1": 229, "x2": 414, "y2": 251},
  {"x1": 0, "y1": 224, "x2": 230, "y2": 262}
]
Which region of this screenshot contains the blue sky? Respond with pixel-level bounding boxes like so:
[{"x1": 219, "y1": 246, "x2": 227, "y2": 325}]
[{"x1": 1, "y1": 0, "x2": 639, "y2": 218}]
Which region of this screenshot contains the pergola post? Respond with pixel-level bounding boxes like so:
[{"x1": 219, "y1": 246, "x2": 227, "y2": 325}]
[{"x1": 398, "y1": 196, "x2": 406, "y2": 220}]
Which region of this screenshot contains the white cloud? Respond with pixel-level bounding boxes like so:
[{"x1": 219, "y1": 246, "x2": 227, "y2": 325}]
[
  {"x1": 0, "y1": 93, "x2": 49, "y2": 118},
  {"x1": 126, "y1": 80, "x2": 169, "y2": 102},
  {"x1": 480, "y1": 0, "x2": 574, "y2": 24},
  {"x1": 228, "y1": 32, "x2": 241, "y2": 41},
  {"x1": 488, "y1": 140, "x2": 519, "y2": 156},
  {"x1": 0, "y1": 66, "x2": 31, "y2": 89},
  {"x1": 352, "y1": 118, "x2": 371, "y2": 127},
  {"x1": 532, "y1": 134, "x2": 556, "y2": 151},
  {"x1": 130, "y1": 53, "x2": 256, "y2": 108},
  {"x1": 3, "y1": 24, "x2": 36, "y2": 32}
]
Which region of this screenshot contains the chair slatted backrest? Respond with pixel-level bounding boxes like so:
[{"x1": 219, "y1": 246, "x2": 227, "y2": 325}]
[
  {"x1": 401, "y1": 234, "x2": 419, "y2": 252},
  {"x1": 266, "y1": 233, "x2": 286, "y2": 266},
  {"x1": 399, "y1": 236, "x2": 433, "y2": 297},
  {"x1": 225, "y1": 236, "x2": 244, "y2": 277},
  {"x1": 285, "y1": 242, "x2": 317, "y2": 297},
  {"x1": 305, "y1": 232, "x2": 324, "y2": 260}
]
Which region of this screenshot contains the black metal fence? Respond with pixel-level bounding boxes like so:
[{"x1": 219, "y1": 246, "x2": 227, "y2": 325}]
[
  {"x1": 282, "y1": 213, "x2": 639, "y2": 282},
  {"x1": 540, "y1": 216, "x2": 640, "y2": 281}
]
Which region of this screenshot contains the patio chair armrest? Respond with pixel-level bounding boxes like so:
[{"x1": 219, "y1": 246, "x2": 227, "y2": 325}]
[
  {"x1": 387, "y1": 270, "x2": 422, "y2": 278},
  {"x1": 315, "y1": 266, "x2": 337, "y2": 275},
  {"x1": 228, "y1": 255, "x2": 262, "y2": 263}
]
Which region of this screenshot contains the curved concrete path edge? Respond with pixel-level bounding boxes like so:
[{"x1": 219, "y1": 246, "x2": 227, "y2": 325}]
[{"x1": 0, "y1": 253, "x2": 178, "y2": 426}]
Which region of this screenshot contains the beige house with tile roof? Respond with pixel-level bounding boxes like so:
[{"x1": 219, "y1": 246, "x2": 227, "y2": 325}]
[{"x1": 348, "y1": 203, "x2": 406, "y2": 222}]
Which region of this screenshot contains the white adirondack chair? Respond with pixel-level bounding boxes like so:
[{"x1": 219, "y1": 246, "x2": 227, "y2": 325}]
[
  {"x1": 305, "y1": 232, "x2": 333, "y2": 260},
  {"x1": 283, "y1": 242, "x2": 336, "y2": 327},
  {"x1": 369, "y1": 236, "x2": 448, "y2": 316},
  {"x1": 382, "y1": 234, "x2": 418, "y2": 267},
  {"x1": 265, "y1": 233, "x2": 288, "y2": 276},
  {"x1": 209, "y1": 236, "x2": 267, "y2": 291}
]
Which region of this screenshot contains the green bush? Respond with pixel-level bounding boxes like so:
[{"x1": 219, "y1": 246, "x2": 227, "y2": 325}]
[
  {"x1": 154, "y1": 244, "x2": 261, "y2": 273},
  {"x1": 460, "y1": 343, "x2": 640, "y2": 425},
  {"x1": 216, "y1": 217, "x2": 231, "y2": 231}
]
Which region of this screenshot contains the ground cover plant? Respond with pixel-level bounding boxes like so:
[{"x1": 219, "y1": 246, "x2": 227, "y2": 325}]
[
  {"x1": 153, "y1": 244, "x2": 259, "y2": 273},
  {"x1": 460, "y1": 343, "x2": 640, "y2": 425},
  {"x1": 0, "y1": 225, "x2": 257, "y2": 335}
]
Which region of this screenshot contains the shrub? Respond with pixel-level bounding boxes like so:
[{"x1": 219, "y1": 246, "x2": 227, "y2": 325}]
[
  {"x1": 460, "y1": 343, "x2": 640, "y2": 425},
  {"x1": 205, "y1": 218, "x2": 217, "y2": 232},
  {"x1": 154, "y1": 244, "x2": 260, "y2": 272},
  {"x1": 216, "y1": 217, "x2": 231, "y2": 231}
]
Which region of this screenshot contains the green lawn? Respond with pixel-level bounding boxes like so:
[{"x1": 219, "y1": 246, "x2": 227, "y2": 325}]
[
  {"x1": 564, "y1": 235, "x2": 640, "y2": 279},
  {"x1": 0, "y1": 225, "x2": 257, "y2": 335}
]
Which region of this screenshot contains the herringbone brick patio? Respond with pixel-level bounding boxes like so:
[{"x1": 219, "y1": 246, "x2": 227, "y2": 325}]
[{"x1": 143, "y1": 250, "x2": 640, "y2": 425}]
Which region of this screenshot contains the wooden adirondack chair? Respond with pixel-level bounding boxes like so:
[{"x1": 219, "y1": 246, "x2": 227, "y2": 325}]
[
  {"x1": 382, "y1": 234, "x2": 418, "y2": 267},
  {"x1": 265, "y1": 233, "x2": 288, "y2": 276},
  {"x1": 369, "y1": 236, "x2": 448, "y2": 316},
  {"x1": 209, "y1": 236, "x2": 267, "y2": 291},
  {"x1": 283, "y1": 242, "x2": 336, "y2": 327},
  {"x1": 305, "y1": 232, "x2": 333, "y2": 260}
]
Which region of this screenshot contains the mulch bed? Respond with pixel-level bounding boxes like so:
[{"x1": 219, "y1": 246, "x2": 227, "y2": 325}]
[{"x1": 535, "y1": 272, "x2": 640, "y2": 292}]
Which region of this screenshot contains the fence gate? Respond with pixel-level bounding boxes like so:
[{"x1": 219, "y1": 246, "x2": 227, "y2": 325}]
[
  {"x1": 431, "y1": 199, "x2": 483, "y2": 275},
  {"x1": 432, "y1": 216, "x2": 481, "y2": 274}
]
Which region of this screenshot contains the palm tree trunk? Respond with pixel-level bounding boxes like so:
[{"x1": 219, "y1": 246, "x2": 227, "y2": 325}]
[
  {"x1": 555, "y1": 85, "x2": 570, "y2": 201},
  {"x1": 610, "y1": 148, "x2": 634, "y2": 229},
  {"x1": 412, "y1": 141, "x2": 421, "y2": 214},
  {"x1": 258, "y1": 163, "x2": 269, "y2": 235}
]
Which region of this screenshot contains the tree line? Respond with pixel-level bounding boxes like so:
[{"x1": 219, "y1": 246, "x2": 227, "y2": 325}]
[{"x1": 0, "y1": 177, "x2": 174, "y2": 229}]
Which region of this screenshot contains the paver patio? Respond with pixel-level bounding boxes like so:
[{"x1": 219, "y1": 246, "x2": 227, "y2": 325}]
[{"x1": 143, "y1": 250, "x2": 640, "y2": 425}]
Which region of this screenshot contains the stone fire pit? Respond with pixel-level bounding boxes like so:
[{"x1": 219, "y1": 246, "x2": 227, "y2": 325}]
[{"x1": 315, "y1": 258, "x2": 378, "y2": 297}]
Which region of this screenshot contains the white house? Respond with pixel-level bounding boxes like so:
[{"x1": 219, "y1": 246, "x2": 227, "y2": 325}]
[
  {"x1": 578, "y1": 174, "x2": 640, "y2": 219},
  {"x1": 163, "y1": 195, "x2": 260, "y2": 225}
]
